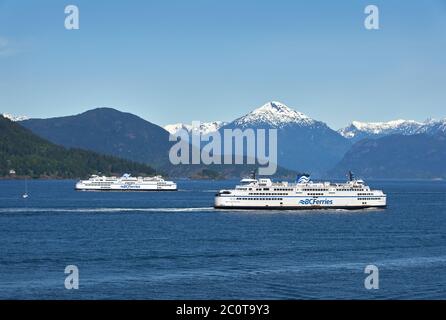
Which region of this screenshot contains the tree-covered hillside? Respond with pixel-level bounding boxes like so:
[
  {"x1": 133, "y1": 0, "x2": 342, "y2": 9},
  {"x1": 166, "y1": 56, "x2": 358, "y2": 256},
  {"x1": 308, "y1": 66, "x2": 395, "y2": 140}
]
[{"x1": 0, "y1": 116, "x2": 156, "y2": 178}]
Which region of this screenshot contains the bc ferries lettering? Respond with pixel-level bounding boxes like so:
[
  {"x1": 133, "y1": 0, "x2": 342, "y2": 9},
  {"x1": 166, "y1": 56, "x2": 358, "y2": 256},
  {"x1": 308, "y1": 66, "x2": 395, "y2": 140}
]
[
  {"x1": 120, "y1": 185, "x2": 140, "y2": 189},
  {"x1": 299, "y1": 199, "x2": 333, "y2": 205}
]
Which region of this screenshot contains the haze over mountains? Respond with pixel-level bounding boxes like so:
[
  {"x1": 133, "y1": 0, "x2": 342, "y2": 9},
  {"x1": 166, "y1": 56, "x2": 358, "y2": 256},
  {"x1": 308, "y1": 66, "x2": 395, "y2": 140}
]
[{"x1": 5, "y1": 101, "x2": 445, "y2": 179}]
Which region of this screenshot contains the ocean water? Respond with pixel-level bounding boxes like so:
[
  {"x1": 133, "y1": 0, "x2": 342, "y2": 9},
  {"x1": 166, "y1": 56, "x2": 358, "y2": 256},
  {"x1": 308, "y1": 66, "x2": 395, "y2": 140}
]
[{"x1": 0, "y1": 179, "x2": 445, "y2": 300}]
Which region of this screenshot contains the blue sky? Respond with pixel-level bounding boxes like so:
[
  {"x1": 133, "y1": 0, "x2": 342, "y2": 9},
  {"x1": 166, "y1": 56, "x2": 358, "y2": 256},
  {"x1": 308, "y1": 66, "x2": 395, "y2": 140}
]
[{"x1": 0, "y1": 0, "x2": 445, "y2": 128}]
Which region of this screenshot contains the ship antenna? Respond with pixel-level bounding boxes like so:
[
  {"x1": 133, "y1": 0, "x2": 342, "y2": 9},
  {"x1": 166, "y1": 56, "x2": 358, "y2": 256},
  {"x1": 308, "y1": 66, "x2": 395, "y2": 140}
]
[{"x1": 348, "y1": 171, "x2": 354, "y2": 182}]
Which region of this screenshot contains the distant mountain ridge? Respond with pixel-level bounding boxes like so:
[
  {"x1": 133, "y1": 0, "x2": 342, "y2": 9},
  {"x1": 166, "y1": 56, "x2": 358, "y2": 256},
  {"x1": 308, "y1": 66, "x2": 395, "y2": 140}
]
[
  {"x1": 19, "y1": 107, "x2": 297, "y2": 178},
  {"x1": 21, "y1": 108, "x2": 172, "y2": 167},
  {"x1": 164, "y1": 121, "x2": 228, "y2": 136},
  {"x1": 13, "y1": 102, "x2": 446, "y2": 179},
  {"x1": 339, "y1": 118, "x2": 446, "y2": 142},
  {"x1": 329, "y1": 134, "x2": 446, "y2": 179}
]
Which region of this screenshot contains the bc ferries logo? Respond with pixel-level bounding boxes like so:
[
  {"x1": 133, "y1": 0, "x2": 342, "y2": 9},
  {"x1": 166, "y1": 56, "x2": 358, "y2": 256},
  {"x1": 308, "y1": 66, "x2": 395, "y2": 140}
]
[
  {"x1": 297, "y1": 175, "x2": 310, "y2": 184},
  {"x1": 299, "y1": 199, "x2": 333, "y2": 205}
]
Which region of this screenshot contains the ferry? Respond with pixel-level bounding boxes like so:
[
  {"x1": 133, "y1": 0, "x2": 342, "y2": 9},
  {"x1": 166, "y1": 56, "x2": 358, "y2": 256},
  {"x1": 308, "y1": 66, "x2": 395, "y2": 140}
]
[
  {"x1": 75, "y1": 174, "x2": 177, "y2": 191},
  {"x1": 214, "y1": 172, "x2": 386, "y2": 210}
]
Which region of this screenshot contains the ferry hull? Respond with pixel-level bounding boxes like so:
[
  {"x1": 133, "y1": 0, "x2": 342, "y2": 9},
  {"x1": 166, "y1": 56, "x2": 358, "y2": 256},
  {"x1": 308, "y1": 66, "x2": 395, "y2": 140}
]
[
  {"x1": 214, "y1": 174, "x2": 387, "y2": 211},
  {"x1": 75, "y1": 184, "x2": 177, "y2": 192},
  {"x1": 75, "y1": 174, "x2": 177, "y2": 192},
  {"x1": 214, "y1": 205, "x2": 387, "y2": 210},
  {"x1": 76, "y1": 187, "x2": 177, "y2": 192},
  {"x1": 214, "y1": 197, "x2": 387, "y2": 210}
]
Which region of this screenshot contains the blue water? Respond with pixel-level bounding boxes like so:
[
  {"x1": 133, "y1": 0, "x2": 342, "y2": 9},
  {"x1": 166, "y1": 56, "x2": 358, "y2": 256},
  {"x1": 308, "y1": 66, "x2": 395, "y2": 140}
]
[{"x1": 0, "y1": 179, "x2": 445, "y2": 299}]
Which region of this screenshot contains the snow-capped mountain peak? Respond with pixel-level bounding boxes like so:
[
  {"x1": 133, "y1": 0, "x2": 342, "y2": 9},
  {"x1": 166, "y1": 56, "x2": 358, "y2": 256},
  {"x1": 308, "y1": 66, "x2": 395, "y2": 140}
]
[
  {"x1": 339, "y1": 118, "x2": 446, "y2": 141},
  {"x1": 349, "y1": 119, "x2": 422, "y2": 134},
  {"x1": 233, "y1": 101, "x2": 315, "y2": 128},
  {"x1": 417, "y1": 118, "x2": 446, "y2": 135},
  {"x1": 1, "y1": 113, "x2": 29, "y2": 122},
  {"x1": 164, "y1": 121, "x2": 227, "y2": 135},
  {"x1": 164, "y1": 123, "x2": 191, "y2": 135}
]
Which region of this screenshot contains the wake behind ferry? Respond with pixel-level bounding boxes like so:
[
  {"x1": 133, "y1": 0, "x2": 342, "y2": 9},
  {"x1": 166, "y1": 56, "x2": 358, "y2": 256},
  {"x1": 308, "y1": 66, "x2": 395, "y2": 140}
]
[
  {"x1": 215, "y1": 172, "x2": 386, "y2": 210},
  {"x1": 75, "y1": 174, "x2": 177, "y2": 191}
]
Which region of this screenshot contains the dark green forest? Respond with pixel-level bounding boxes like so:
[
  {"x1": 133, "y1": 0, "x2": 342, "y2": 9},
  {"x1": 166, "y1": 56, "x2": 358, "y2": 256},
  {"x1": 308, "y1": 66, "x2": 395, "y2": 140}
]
[{"x1": 0, "y1": 116, "x2": 156, "y2": 178}]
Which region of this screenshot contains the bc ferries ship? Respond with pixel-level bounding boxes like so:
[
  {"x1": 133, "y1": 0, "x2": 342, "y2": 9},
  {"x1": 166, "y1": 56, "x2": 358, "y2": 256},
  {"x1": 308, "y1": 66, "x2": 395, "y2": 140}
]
[
  {"x1": 215, "y1": 172, "x2": 386, "y2": 210},
  {"x1": 75, "y1": 174, "x2": 177, "y2": 191}
]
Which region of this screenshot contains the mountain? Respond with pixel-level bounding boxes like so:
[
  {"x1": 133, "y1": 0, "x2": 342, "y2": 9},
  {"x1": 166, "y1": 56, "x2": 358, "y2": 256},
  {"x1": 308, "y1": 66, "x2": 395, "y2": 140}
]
[
  {"x1": 164, "y1": 121, "x2": 227, "y2": 136},
  {"x1": 231, "y1": 101, "x2": 315, "y2": 128},
  {"x1": 0, "y1": 115, "x2": 156, "y2": 178},
  {"x1": 220, "y1": 101, "x2": 351, "y2": 176},
  {"x1": 329, "y1": 134, "x2": 446, "y2": 179},
  {"x1": 13, "y1": 103, "x2": 446, "y2": 179},
  {"x1": 1, "y1": 113, "x2": 29, "y2": 122},
  {"x1": 20, "y1": 108, "x2": 172, "y2": 167},
  {"x1": 339, "y1": 119, "x2": 446, "y2": 142},
  {"x1": 19, "y1": 107, "x2": 294, "y2": 178},
  {"x1": 417, "y1": 118, "x2": 446, "y2": 136}
]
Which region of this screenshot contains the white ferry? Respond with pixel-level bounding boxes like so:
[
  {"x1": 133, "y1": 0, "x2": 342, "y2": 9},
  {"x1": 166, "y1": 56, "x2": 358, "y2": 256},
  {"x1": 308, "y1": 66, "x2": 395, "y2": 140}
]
[
  {"x1": 214, "y1": 172, "x2": 386, "y2": 210},
  {"x1": 75, "y1": 174, "x2": 177, "y2": 191}
]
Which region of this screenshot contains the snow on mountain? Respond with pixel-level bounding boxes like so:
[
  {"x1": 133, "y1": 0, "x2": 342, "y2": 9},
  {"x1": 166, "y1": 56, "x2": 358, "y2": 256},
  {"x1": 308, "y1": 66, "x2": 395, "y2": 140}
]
[
  {"x1": 165, "y1": 102, "x2": 316, "y2": 134},
  {"x1": 231, "y1": 101, "x2": 315, "y2": 128},
  {"x1": 417, "y1": 118, "x2": 446, "y2": 135},
  {"x1": 198, "y1": 121, "x2": 228, "y2": 135},
  {"x1": 221, "y1": 101, "x2": 350, "y2": 175},
  {"x1": 339, "y1": 119, "x2": 423, "y2": 140},
  {"x1": 164, "y1": 121, "x2": 227, "y2": 135},
  {"x1": 1, "y1": 113, "x2": 29, "y2": 122},
  {"x1": 164, "y1": 123, "x2": 191, "y2": 135},
  {"x1": 339, "y1": 118, "x2": 446, "y2": 141}
]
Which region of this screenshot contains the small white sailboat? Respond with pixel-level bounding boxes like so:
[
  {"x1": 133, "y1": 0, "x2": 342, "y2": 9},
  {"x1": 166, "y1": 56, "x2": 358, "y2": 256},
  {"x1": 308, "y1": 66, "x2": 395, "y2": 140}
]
[{"x1": 22, "y1": 178, "x2": 29, "y2": 199}]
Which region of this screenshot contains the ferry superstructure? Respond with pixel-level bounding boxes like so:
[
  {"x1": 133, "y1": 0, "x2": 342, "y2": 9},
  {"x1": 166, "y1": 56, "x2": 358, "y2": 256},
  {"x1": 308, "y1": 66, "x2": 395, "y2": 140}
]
[
  {"x1": 215, "y1": 172, "x2": 386, "y2": 210},
  {"x1": 75, "y1": 174, "x2": 177, "y2": 191}
]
